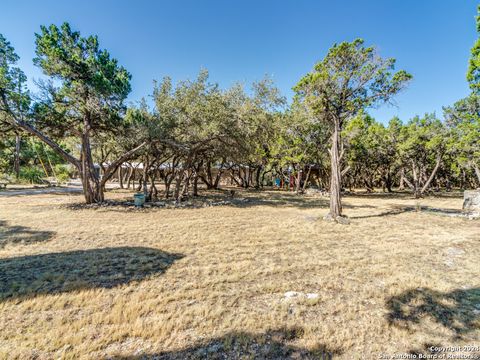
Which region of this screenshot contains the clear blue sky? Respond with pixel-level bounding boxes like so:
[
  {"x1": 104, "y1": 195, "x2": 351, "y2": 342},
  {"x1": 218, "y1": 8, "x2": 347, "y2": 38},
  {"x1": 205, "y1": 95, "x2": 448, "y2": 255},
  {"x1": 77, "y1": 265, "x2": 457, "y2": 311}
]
[{"x1": 1, "y1": 0, "x2": 478, "y2": 122}]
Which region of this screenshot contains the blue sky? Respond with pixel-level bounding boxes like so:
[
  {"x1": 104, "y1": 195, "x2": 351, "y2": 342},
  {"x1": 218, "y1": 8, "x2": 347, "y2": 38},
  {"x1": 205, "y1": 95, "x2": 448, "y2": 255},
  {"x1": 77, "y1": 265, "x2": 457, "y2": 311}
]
[{"x1": 1, "y1": 0, "x2": 478, "y2": 122}]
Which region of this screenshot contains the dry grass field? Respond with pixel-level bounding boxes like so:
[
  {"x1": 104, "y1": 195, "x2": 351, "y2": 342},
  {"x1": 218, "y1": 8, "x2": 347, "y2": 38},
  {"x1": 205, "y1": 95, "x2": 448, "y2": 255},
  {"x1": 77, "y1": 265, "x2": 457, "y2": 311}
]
[{"x1": 0, "y1": 188, "x2": 479, "y2": 359}]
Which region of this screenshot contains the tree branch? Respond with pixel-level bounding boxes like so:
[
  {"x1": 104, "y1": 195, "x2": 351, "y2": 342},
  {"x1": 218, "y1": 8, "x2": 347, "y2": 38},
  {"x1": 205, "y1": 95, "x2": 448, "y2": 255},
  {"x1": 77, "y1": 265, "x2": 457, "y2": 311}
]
[{"x1": 101, "y1": 142, "x2": 147, "y2": 186}]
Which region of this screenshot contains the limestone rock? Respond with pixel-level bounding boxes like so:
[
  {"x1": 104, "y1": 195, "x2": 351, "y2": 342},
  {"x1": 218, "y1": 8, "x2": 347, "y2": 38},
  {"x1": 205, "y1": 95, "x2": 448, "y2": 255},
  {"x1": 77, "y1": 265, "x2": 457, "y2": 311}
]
[
  {"x1": 283, "y1": 291, "x2": 319, "y2": 301},
  {"x1": 284, "y1": 291, "x2": 302, "y2": 299},
  {"x1": 323, "y1": 213, "x2": 334, "y2": 221},
  {"x1": 463, "y1": 190, "x2": 480, "y2": 212},
  {"x1": 463, "y1": 190, "x2": 480, "y2": 218}
]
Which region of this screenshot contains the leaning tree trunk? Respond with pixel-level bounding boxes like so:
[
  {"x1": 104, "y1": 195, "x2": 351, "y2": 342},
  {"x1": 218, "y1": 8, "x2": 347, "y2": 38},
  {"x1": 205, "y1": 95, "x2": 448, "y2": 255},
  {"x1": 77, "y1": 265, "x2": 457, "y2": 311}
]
[
  {"x1": 420, "y1": 154, "x2": 442, "y2": 195},
  {"x1": 327, "y1": 120, "x2": 342, "y2": 220},
  {"x1": 125, "y1": 166, "x2": 134, "y2": 189},
  {"x1": 213, "y1": 168, "x2": 223, "y2": 189},
  {"x1": 302, "y1": 165, "x2": 312, "y2": 192},
  {"x1": 7, "y1": 108, "x2": 145, "y2": 204},
  {"x1": 14, "y1": 134, "x2": 21, "y2": 179}
]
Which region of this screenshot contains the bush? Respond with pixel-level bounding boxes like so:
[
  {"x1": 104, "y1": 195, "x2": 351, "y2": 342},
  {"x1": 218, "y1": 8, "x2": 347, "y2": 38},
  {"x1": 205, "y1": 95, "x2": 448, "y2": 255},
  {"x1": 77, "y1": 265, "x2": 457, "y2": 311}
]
[
  {"x1": 0, "y1": 173, "x2": 13, "y2": 189},
  {"x1": 0, "y1": 173, "x2": 13, "y2": 182},
  {"x1": 54, "y1": 164, "x2": 71, "y2": 185},
  {"x1": 19, "y1": 167, "x2": 45, "y2": 184}
]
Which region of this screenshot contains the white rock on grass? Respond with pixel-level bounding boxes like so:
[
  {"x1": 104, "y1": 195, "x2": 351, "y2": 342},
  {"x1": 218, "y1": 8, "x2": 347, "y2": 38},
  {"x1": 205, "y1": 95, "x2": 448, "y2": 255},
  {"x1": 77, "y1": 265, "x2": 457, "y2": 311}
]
[
  {"x1": 284, "y1": 291, "x2": 302, "y2": 299},
  {"x1": 283, "y1": 291, "x2": 319, "y2": 301},
  {"x1": 463, "y1": 190, "x2": 480, "y2": 212}
]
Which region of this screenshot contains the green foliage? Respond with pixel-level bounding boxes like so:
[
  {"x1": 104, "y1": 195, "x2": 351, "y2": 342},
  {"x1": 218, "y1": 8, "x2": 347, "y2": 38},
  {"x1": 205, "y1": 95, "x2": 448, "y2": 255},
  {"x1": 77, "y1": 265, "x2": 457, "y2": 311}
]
[
  {"x1": 294, "y1": 39, "x2": 412, "y2": 128},
  {"x1": 149, "y1": 71, "x2": 284, "y2": 165},
  {"x1": 0, "y1": 172, "x2": 13, "y2": 184},
  {"x1": 54, "y1": 164, "x2": 70, "y2": 184},
  {"x1": 399, "y1": 114, "x2": 446, "y2": 155},
  {"x1": 443, "y1": 95, "x2": 480, "y2": 176},
  {"x1": 30, "y1": 22, "x2": 132, "y2": 142},
  {"x1": 19, "y1": 166, "x2": 44, "y2": 184},
  {"x1": 0, "y1": 133, "x2": 71, "y2": 178},
  {"x1": 468, "y1": 6, "x2": 480, "y2": 93},
  {"x1": 271, "y1": 101, "x2": 328, "y2": 169},
  {"x1": 1, "y1": 20, "x2": 479, "y2": 197},
  {"x1": 0, "y1": 34, "x2": 30, "y2": 131}
]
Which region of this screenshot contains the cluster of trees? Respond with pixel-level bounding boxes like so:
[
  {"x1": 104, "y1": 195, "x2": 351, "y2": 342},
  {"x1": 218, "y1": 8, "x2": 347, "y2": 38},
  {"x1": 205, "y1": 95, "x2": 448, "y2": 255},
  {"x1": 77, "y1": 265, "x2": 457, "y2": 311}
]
[
  {"x1": 0, "y1": 134, "x2": 68, "y2": 183},
  {"x1": 0, "y1": 13, "x2": 479, "y2": 221},
  {"x1": 342, "y1": 112, "x2": 479, "y2": 196}
]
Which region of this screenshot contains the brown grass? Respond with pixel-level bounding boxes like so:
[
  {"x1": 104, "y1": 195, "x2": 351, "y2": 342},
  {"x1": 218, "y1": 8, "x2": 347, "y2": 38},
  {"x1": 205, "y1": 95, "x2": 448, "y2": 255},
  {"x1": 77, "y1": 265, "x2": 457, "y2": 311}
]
[{"x1": 0, "y1": 188, "x2": 479, "y2": 359}]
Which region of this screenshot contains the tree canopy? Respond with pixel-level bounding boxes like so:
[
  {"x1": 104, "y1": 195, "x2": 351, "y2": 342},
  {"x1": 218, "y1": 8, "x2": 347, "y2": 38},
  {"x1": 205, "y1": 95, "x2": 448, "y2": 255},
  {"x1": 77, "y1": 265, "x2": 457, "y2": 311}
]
[{"x1": 0, "y1": 22, "x2": 478, "y2": 212}]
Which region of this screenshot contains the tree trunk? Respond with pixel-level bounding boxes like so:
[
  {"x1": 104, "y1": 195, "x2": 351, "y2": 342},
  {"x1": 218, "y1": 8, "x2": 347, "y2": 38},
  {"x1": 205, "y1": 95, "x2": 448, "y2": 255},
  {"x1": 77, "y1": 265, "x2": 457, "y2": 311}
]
[
  {"x1": 182, "y1": 170, "x2": 192, "y2": 198},
  {"x1": 420, "y1": 155, "x2": 442, "y2": 194},
  {"x1": 255, "y1": 167, "x2": 262, "y2": 189},
  {"x1": 126, "y1": 166, "x2": 134, "y2": 189},
  {"x1": 399, "y1": 168, "x2": 405, "y2": 190},
  {"x1": 193, "y1": 173, "x2": 199, "y2": 196},
  {"x1": 149, "y1": 173, "x2": 158, "y2": 201},
  {"x1": 143, "y1": 156, "x2": 149, "y2": 201},
  {"x1": 363, "y1": 177, "x2": 374, "y2": 193},
  {"x1": 474, "y1": 165, "x2": 480, "y2": 187},
  {"x1": 385, "y1": 172, "x2": 393, "y2": 193},
  {"x1": 328, "y1": 120, "x2": 342, "y2": 219},
  {"x1": 213, "y1": 168, "x2": 223, "y2": 189},
  {"x1": 99, "y1": 142, "x2": 146, "y2": 194},
  {"x1": 230, "y1": 169, "x2": 241, "y2": 187},
  {"x1": 302, "y1": 165, "x2": 312, "y2": 191},
  {"x1": 412, "y1": 161, "x2": 420, "y2": 198},
  {"x1": 164, "y1": 171, "x2": 174, "y2": 199},
  {"x1": 7, "y1": 106, "x2": 145, "y2": 203},
  {"x1": 80, "y1": 129, "x2": 103, "y2": 204},
  {"x1": 296, "y1": 167, "x2": 302, "y2": 194},
  {"x1": 14, "y1": 134, "x2": 21, "y2": 179},
  {"x1": 118, "y1": 166, "x2": 124, "y2": 189},
  {"x1": 174, "y1": 155, "x2": 192, "y2": 202},
  {"x1": 206, "y1": 161, "x2": 214, "y2": 189}
]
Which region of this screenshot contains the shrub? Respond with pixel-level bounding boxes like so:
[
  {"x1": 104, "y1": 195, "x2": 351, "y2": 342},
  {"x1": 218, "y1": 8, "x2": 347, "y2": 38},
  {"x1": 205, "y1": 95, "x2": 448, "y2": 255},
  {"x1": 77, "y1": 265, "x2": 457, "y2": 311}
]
[
  {"x1": 19, "y1": 167, "x2": 45, "y2": 184},
  {"x1": 0, "y1": 173, "x2": 13, "y2": 182},
  {"x1": 54, "y1": 164, "x2": 71, "y2": 185}
]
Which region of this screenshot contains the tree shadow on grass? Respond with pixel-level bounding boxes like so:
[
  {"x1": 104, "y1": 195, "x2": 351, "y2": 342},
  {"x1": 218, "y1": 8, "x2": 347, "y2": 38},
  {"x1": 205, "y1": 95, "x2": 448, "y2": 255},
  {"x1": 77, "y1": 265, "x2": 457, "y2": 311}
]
[
  {"x1": 351, "y1": 204, "x2": 471, "y2": 219},
  {"x1": 0, "y1": 220, "x2": 55, "y2": 249},
  {"x1": 109, "y1": 327, "x2": 343, "y2": 359},
  {"x1": 349, "y1": 190, "x2": 464, "y2": 199},
  {"x1": 64, "y1": 190, "x2": 332, "y2": 212},
  {"x1": 386, "y1": 287, "x2": 480, "y2": 339},
  {"x1": 229, "y1": 193, "x2": 330, "y2": 209},
  {"x1": 0, "y1": 186, "x2": 83, "y2": 197},
  {"x1": 349, "y1": 206, "x2": 415, "y2": 219},
  {"x1": 0, "y1": 246, "x2": 183, "y2": 302}
]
